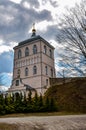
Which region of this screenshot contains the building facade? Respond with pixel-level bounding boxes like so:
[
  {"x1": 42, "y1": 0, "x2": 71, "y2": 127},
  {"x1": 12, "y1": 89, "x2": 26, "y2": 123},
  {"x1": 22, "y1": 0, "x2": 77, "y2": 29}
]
[{"x1": 8, "y1": 27, "x2": 56, "y2": 96}]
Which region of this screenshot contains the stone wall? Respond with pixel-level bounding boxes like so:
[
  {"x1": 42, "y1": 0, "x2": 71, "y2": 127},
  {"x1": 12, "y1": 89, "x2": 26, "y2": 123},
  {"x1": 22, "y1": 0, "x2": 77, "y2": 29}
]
[{"x1": 49, "y1": 77, "x2": 86, "y2": 86}]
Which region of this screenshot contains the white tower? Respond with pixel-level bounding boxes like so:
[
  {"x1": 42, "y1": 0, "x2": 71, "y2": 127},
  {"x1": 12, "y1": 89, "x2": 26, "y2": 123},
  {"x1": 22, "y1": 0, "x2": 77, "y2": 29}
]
[{"x1": 8, "y1": 25, "x2": 56, "y2": 96}]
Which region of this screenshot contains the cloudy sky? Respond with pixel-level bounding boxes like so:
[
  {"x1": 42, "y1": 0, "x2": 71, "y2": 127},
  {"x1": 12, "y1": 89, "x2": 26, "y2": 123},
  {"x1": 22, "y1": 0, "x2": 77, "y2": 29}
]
[{"x1": 0, "y1": 0, "x2": 82, "y2": 91}]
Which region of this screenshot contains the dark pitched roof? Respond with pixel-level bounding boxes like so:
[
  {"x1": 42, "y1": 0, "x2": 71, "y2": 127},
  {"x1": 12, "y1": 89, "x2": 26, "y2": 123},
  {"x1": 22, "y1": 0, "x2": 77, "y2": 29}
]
[{"x1": 14, "y1": 35, "x2": 54, "y2": 49}]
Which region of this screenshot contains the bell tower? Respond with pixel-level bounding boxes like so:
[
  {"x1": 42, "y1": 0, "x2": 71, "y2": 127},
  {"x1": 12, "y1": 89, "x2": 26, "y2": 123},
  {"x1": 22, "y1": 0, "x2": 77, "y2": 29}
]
[{"x1": 8, "y1": 25, "x2": 56, "y2": 96}]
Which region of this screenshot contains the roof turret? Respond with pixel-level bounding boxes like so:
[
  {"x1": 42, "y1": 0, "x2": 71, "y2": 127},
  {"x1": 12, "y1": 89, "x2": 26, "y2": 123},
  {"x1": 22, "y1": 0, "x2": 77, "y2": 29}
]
[{"x1": 31, "y1": 23, "x2": 36, "y2": 37}]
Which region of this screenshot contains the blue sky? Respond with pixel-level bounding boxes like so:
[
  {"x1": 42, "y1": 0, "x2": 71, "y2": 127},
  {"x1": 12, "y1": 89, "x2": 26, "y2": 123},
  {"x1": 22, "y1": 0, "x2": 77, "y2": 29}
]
[{"x1": 0, "y1": 0, "x2": 82, "y2": 91}]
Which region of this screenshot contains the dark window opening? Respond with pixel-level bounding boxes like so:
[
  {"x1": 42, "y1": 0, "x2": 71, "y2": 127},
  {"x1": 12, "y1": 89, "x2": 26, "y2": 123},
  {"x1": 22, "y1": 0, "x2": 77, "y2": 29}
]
[
  {"x1": 18, "y1": 49, "x2": 22, "y2": 59},
  {"x1": 46, "y1": 79, "x2": 48, "y2": 86},
  {"x1": 44, "y1": 45, "x2": 47, "y2": 54},
  {"x1": 50, "y1": 49, "x2": 52, "y2": 58},
  {"x1": 25, "y1": 67, "x2": 28, "y2": 76},
  {"x1": 25, "y1": 47, "x2": 29, "y2": 56},
  {"x1": 33, "y1": 45, "x2": 37, "y2": 54},
  {"x1": 17, "y1": 69, "x2": 21, "y2": 77},
  {"x1": 16, "y1": 80, "x2": 19, "y2": 86},
  {"x1": 33, "y1": 65, "x2": 37, "y2": 74}
]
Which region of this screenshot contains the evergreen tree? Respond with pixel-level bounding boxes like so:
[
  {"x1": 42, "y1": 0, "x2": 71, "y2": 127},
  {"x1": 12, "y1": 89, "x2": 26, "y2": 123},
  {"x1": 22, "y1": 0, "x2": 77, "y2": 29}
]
[
  {"x1": 22, "y1": 92, "x2": 28, "y2": 113},
  {"x1": 34, "y1": 91, "x2": 38, "y2": 105},
  {"x1": 20, "y1": 92, "x2": 23, "y2": 102},
  {"x1": 14, "y1": 93, "x2": 23, "y2": 113},
  {"x1": 0, "y1": 94, "x2": 6, "y2": 115},
  {"x1": 4, "y1": 94, "x2": 8, "y2": 105},
  {"x1": 44, "y1": 96, "x2": 50, "y2": 112},
  {"x1": 11, "y1": 93, "x2": 15, "y2": 103},
  {"x1": 0, "y1": 94, "x2": 4, "y2": 105},
  {"x1": 39, "y1": 94, "x2": 43, "y2": 107},
  {"x1": 26, "y1": 91, "x2": 33, "y2": 113},
  {"x1": 23, "y1": 92, "x2": 27, "y2": 103},
  {"x1": 33, "y1": 91, "x2": 39, "y2": 112},
  {"x1": 28, "y1": 90, "x2": 32, "y2": 104},
  {"x1": 49, "y1": 98, "x2": 57, "y2": 111},
  {"x1": 38, "y1": 94, "x2": 44, "y2": 112}
]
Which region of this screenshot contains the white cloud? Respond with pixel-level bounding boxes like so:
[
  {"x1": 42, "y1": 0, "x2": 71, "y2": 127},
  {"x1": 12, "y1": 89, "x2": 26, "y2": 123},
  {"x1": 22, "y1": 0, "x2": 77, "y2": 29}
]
[
  {"x1": 9, "y1": 41, "x2": 18, "y2": 48},
  {"x1": 0, "y1": 45, "x2": 12, "y2": 54},
  {"x1": 37, "y1": 0, "x2": 82, "y2": 21},
  {"x1": 8, "y1": 72, "x2": 13, "y2": 78},
  {"x1": 57, "y1": 0, "x2": 82, "y2": 17},
  {"x1": 9, "y1": 0, "x2": 22, "y2": 4},
  {"x1": 0, "y1": 41, "x2": 17, "y2": 54},
  {"x1": 0, "y1": 0, "x2": 84, "y2": 79},
  {"x1": 37, "y1": 0, "x2": 58, "y2": 20},
  {"x1": 0, "y1": 13, "x2": 14, "y2": 25},
  {"x1": 0, "y1": 72, "x2": 13, "y2": 91},
  {"x1": 29, "y1": 20, "x2": 53, "y2": 33},
  {"x1": 0, "y1": 85, "x2": 9, "y2": 91},
  {"x1": 58, "y1": 0, "x2": 81, "y2": 8},
  {"x1": 49, "y1": 40, "x2": 58, "y2": 48},
  {"x1": 22, "y1": 1, "x2": 30, "y2": 9},
  {"x1": 0, "y1": 39, "x2": 4, "y2": 45}
]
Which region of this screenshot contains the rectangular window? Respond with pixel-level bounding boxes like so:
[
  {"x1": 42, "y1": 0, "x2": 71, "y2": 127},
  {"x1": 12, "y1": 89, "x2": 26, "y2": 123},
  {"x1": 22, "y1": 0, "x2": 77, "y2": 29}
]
[
  {"x1": 44, "y1": 45, "x2": 47, "y2": 54},
  {"x1": 51, "y1": 69, "x2": 53, "y2": 77},
  {"x1": 50, "y1": 49, "x2": 52, "y2": 58},
  {"x1": 16, "y1": 80, "x2": 19, "y2": 86},
  {"x1": 46, "y1": 79, "x2": 48, "y2": 86}
]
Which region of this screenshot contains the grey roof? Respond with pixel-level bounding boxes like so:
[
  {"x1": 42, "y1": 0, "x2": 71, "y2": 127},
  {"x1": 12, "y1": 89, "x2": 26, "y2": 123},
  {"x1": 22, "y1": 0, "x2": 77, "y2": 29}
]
[{"x1": 14, "y1": 35, "x2": 54, "y2": 49}]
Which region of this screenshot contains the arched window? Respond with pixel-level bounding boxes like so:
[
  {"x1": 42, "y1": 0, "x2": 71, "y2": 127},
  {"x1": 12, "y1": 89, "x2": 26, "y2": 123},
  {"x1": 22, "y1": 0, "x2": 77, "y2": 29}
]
[
  {"x1": 44, "y1": 45, "x2": 47, "y2": 54},
  {"x1": 50, "y1": 49, "x2": 52, "y2": 58},
  {"x1": 25, "y1": 47, "x2": 29, "y2": 56},
  {"x1": 33, "y1": 66, "x2": 37, "y2": 74},
  {"x1": 33, "y1": 45, "x2": 37, "y2": 54},
  {"x1": 45, "y1": 66, "x2": 48, "y2": 75},
  {"x1": 25, "y1": 67, "x2": 28, "y2": 76},
  {"x1": 18, "y1": 49, "x2": 22, "y2": 59}
]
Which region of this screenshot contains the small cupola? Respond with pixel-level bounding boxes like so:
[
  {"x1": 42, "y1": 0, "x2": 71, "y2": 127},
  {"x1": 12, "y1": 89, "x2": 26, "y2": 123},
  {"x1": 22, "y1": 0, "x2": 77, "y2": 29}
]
[{"x1": 31, "y1": 23, "x2": 36, "y2": 37}]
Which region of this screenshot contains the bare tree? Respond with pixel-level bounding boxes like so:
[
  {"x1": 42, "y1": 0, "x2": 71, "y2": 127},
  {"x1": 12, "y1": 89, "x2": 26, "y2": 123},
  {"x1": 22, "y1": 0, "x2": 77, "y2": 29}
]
[{"x1": 56, "y1": 0, "x2": 86, "y2": 77}]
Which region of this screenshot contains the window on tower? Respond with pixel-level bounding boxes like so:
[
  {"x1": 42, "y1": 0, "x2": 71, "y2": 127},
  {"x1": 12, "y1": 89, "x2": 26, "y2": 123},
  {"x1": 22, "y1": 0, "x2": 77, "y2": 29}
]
[
  {"x1": 45, "y1": 66, "x2": 48, "y2": 75},
  {"x1": 16, "y1": 80, "x2": 19, "y2": 86},
  {"x1": 44, "y1": 45, "x2": 47, "y2": 54},
  {"x1": 46, "y1": 79, "x2": 48, "y2": 86},
  {"x1": 33, "y1": 45, "x2": 37, "y2": 54},
  {"x1": 18, "y1": 49, "x2": 22, "y2": 59},
  {"x1": 49, "y1": 49, "x2": 52, "y2": 58},
  {"x1": 25, "y1": 67, "x2": 28, "y2": 76},
  {"x1": 17, "y1": 69, "x2": 21, "y2": 77},
  {"x1": 33, "y1": 65, "x2": 37, "y2": 74},
  {"x1": 51, "y1": 68, "x2": 53, "y2": 77},
  {"x1": 25, "y1": 47, "x2": 29, "y2": 56}
]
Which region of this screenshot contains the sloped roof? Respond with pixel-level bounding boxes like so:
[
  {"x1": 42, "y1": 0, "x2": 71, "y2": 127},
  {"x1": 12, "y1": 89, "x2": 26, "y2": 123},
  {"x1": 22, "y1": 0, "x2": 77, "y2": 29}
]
[{"x1": 14, "y1": 35, "x2": 54, "y2": 49}]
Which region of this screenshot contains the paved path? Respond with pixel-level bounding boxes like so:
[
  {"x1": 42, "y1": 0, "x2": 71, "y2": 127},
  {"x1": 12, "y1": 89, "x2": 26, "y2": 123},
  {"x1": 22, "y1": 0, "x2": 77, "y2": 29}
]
[{"x1": 0, "y1": 115, "x2": 86, "y2": 130}]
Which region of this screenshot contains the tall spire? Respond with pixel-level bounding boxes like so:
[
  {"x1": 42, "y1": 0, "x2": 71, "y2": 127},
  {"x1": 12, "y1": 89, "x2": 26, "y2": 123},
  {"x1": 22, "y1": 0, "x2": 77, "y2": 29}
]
[{"x1": 31, "y1": 23, "x2": 36, "y2": 37}]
